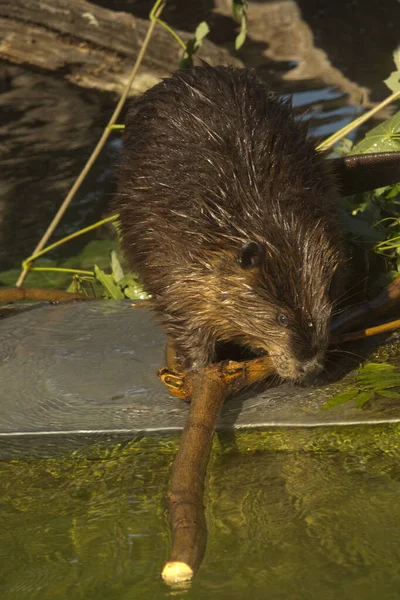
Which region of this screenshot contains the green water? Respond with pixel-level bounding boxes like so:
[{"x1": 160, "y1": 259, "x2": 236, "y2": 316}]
[{"x1": 2, "y1": 426, "x2": 400, "y2": 600}]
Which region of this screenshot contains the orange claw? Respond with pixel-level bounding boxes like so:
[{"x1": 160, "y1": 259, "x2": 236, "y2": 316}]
[
  {"x1": 158, "y1": 355, "x2": 275, "y2": 401},
  {"x1": 158, "y1": 367, "x2": 189, "y2": 400}
]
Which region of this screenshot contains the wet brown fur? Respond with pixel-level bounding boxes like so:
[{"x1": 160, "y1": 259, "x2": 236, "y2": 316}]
[{"x1": 116, "y1": 66, "x2": 344, "y2": 381}]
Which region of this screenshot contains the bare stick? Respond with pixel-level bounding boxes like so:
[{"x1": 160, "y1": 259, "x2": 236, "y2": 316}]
[
  {"x1": 331, "y1": 318, "x2": 400, "y2": 345},
  {"x1": 161, "y1": 357, "x2": 275, "y2": 584},
  {"x1": 162, "y1": 367, "x2": 228, "y2": 585},
  {"x1": 0, "y1": 288, "x2": 93, "y2": 303}
]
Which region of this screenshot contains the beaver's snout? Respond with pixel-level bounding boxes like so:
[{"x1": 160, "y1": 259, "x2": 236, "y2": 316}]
[
  {"x1": 297, "y1": 358, "x2": 324, "y2": 384},
  {"x1": 272, "y1": 354, "x2": 325, "y2": 383}
]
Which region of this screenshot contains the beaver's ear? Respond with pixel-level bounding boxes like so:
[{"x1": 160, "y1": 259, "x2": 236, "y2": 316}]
[
  {"x1": 330, "y1": 152, "x2": 400, "y2": 197},
  {"x1": 238, "y1": 241, "x2": 264, "y2": 269}
]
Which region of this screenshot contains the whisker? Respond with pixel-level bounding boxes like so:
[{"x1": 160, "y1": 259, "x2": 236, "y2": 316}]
[
  {"x1": 324, "y1": 357, "x2": 350, "y2": 375},
  {"x1": 332, "y1": 275, "x2": 369, "y2": 306},
  {"x1": 331, "y1": 300, "x2": 366, "y2": 317},
  {"x1": 328, "y1": 348, "x2": 365, "y2": 360}
]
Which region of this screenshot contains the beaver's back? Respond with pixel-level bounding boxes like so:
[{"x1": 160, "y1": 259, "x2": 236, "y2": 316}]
[{"x1": 117, "y1": 66, "x2": 339, "y2": 297}]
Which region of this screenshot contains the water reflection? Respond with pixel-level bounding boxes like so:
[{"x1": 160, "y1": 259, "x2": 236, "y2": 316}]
[{"x1": 2, "y1": 428, "x2": 400, "y2": 599}]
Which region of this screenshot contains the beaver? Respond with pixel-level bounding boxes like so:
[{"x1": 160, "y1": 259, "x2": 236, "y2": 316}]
[{"x1": 116, "y1": 65, "x2": 344, "y2": 382}]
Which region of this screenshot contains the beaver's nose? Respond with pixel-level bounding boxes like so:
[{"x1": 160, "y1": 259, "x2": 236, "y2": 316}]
[{"x1": 298, "y1": 358, "x2": 324, "y2": 382}]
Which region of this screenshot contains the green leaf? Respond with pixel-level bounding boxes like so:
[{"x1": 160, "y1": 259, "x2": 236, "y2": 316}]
[
  {"x1": 357, "y1": 376, "x2": 393, "y2": 386},
  {"x1": 386, "y1": 182, "x2": 400, "y2": 199},
  {"x1": 394, "y1": 47, "x2": 400, "y2": 71},
  {"x1": 384, "y1": 70, "x2": 400, "y2": 93},
  {"x1": 384, "y1": 50, "x2": 400, "y2": 92},
  {"x1": 124, "y1": 285, "x2": 148, "y2": 300},
  {"x1": 351, "y1": 111, "x2": 400, "y2": 155},
  {"x1": 78, "y1": 240, "x2": 118, "y2": 270},
  {"x1": 110, "y1": 251, "x2": 124, "y2": 284},
  {"x1": 358, "y1": 375, "x2": 400, "y2": 387},
  {"x1": 358, "y1": 377, "x2": 400, "y2": 390},
  {"x1": 377, "y1": 389, "x2": 400, "y2": 399},
  {"x1": 179, "y1": 21, "x2": 209, "y2": 69},
  {"x1": 66, "y1": 279, "x2": 79, "y2": 294},
  {"x1": 356, "y1": 391, "x2": 374, "y2": 408},
  {"x1": 322, "y1": 389, "x2": 359, "y2": 410},
  {"x1": 232, "y1": 0, "x2": 248, "y2": 50},
  {"x1": 354, "y1": 363, "x2": 400, "y2": 403},
  {"x1": 195, "y1": 21, "x2": 210, "y2": 44},
  {"x1": 366, "y1": 380, "x2": 400, "y2": 390},
  {"x1": 336, "y1": 138, "x2": 353, "y2": 155},
  {"x1": 235, "y1": 21, "x2": 247, "y2": 50},
  {"x1": 358, "y1": 362, "x2": 397, "y2": 373},
  {"x1": 94, "y1": 265, "x2": 125, "y2": 300},
  {"x1": 115, "y1": 272, "x2": 148, "y2": 300}
]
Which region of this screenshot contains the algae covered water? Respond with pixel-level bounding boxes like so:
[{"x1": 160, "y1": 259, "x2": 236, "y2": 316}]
[{"x1": 1, "y1": 426, "x2": 400, "y2": 600}]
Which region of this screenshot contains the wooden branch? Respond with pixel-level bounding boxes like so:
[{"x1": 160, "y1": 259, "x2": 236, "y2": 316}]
[
  {"x1": 0, "y1": 287, "x2": 94, "y2": 303},
  {"x1": 161, "y1": 355, "x2": 274, "y2": 584},
  {"x1": 0, "y1": 0, "x2": 240, "y2": 96},
  {"x1": 331, "y1": 318, "x2": 400, "y2": 345},
  {"x1": 161, "y1": 367, "x2": 228, "y2": 585}
]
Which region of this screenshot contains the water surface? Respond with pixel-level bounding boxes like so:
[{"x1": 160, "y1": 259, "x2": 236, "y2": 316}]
[{"x1": 2, "y1": 426, "x2": 400, "y2": 600}]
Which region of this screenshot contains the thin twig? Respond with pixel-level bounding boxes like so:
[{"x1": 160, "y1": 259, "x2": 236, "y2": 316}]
[
  {"x1": 21, "y1": 215, "x2": 118, "y2": 272},
  {"x1": 317, "y1": 89, "x2": 400, "y2": 152},
  {"x1": 331, "y1": 318, "x2": 400, "y2": 345}
]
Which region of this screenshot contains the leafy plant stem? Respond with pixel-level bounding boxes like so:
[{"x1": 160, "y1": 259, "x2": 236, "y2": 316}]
[
  {"x1": 25, "y1": 268, "x2": 94, "y2": 276},
  {"x1": 15, "y1": 0, "x2": 166, "y2": 288},
  {"x1": 21, "y1": 215, "x2": 118, "y2": 271},
  {"x1": 154, "y1": 18, "x2": 187, "y2": 50}
]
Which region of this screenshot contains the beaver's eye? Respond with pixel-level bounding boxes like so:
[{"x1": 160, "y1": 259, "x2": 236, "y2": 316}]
[
  {"x1": 238, "y1": 241, "x2": 263, "y2": 269},
  {"x1": 277, "y1": 314, "x2": 289, "y2": 327},
  {"x1": 308, "y1": 321, "x2": 314, "y2": 328}
]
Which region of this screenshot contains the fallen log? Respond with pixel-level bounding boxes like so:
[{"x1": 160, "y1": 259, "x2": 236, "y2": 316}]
[{"x1": 0, "y1": 0, "x2": 241, "y2": 96}]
